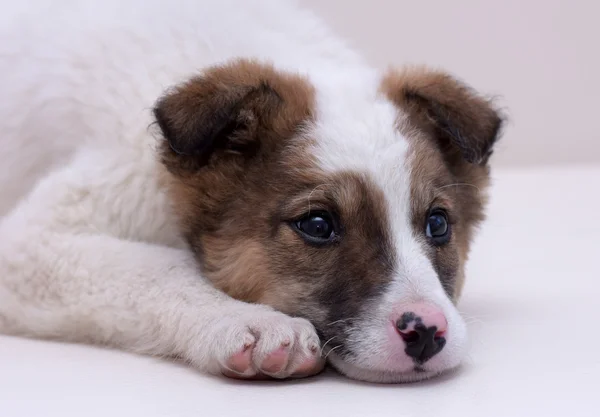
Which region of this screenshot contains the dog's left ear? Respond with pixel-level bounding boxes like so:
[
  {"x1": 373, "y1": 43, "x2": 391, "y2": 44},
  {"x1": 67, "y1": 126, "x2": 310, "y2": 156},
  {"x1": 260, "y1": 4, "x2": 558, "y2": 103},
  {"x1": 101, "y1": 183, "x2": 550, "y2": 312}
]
[{"x1": 382, "y1": 67, "x2": 504, "y2": 165}]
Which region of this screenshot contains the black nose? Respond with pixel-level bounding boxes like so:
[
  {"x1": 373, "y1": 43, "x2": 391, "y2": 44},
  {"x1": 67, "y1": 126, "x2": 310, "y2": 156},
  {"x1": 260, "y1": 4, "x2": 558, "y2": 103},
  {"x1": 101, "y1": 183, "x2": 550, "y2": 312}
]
[{"x1": 396, "y1": 321, "x2": 446, "y2": 364}]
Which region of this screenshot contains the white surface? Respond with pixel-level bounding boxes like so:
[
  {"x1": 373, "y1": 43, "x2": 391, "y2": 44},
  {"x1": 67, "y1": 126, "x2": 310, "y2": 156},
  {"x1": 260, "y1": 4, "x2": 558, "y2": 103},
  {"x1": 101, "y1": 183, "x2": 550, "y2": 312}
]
[
  {"x1": 1, "y1": 167, "x2": 598, "y2": 417},
  {"x1": 299, "y1": 0, "x2": 600, "y2": 168}
]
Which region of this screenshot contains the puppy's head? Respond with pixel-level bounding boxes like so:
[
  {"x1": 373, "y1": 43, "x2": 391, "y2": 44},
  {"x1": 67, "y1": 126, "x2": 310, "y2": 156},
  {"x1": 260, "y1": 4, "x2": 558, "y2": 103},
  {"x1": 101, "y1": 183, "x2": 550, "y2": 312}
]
[{"x1": 153, "y1": 59, "x2": 503, "y2": 383}]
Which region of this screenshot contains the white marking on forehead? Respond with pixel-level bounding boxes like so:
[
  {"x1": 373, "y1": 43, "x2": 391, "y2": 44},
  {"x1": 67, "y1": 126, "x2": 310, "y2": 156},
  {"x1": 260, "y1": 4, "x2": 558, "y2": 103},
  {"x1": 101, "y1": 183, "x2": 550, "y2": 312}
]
[
  {"x1": 307, "y1": 73, "x2": 410, "y2": 177},
  {"x1": 306, "y1": 76, "x2": 447, "y2": 300}
]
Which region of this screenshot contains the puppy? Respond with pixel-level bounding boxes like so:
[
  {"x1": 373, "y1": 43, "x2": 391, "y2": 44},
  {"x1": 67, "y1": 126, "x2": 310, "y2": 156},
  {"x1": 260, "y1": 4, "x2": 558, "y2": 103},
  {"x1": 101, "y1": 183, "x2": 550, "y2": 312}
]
[{"x1": 0, "y1": 0, "x2": 502, "y2": 382}]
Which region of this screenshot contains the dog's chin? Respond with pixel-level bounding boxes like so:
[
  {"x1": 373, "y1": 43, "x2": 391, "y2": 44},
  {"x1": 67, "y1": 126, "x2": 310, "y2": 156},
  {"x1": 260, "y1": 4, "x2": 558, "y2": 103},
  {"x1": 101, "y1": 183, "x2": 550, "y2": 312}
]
[{"x1": 327, "y1": 353, "x2": 453, "y2": 384}]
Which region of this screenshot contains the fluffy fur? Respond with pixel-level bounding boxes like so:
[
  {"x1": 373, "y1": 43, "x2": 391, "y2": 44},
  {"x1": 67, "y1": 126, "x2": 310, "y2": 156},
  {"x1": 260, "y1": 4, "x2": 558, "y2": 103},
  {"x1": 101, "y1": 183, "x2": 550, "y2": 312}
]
[{"x1": 0, "y1": 0, "x2": 502, "y2": 382}]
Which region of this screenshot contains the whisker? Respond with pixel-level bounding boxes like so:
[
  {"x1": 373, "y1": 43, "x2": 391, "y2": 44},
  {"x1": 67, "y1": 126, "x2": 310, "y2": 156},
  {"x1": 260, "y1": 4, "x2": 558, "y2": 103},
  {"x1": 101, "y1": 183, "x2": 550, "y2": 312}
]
[
  {"x1": 436, "y1": 183, "x2": 481, "y2": 193},
  {"x1": 326, "y1": 318, "x2": 358, "y2": 326},
  {"x1": 463, "y1": 317, "x2": 487, "y2": 325},
  {"x1": 436, "y1": 182, "x2": 484, "y2": 205},
  {"x1": 320, "y1": 336, "x2": 337, "y2": 357},
  {"x1": 459, "y1": 316, "x2": 488, "y2": 326},
  {"x1": 458, "y1": 311, "x2": 491, "y2": 324},
  {"x1": 323, "y1": 345, "x2": 342, "y2": 360},
  {"x1": 307, "y1": 184, "x2": 330, "y2": 214}
]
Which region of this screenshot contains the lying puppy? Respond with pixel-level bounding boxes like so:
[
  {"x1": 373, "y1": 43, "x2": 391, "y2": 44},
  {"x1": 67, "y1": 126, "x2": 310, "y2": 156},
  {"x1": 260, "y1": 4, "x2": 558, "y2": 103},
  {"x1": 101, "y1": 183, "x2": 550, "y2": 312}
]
[{"x1": 0, "y1": 0, "x2": 503, "y2": 383}]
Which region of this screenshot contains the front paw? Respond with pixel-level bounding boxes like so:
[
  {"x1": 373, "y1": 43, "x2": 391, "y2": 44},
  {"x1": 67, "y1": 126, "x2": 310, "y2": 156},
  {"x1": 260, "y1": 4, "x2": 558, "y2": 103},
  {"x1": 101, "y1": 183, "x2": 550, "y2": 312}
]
[{"x1": 200, "y1": 308, "x2": 324, "y2": 380}]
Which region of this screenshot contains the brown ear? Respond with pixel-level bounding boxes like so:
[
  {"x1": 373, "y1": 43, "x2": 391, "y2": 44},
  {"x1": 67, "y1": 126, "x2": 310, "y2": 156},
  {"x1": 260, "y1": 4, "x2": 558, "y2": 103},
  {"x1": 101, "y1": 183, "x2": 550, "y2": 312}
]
[
  {"x1": 153, "y1": 59, "x2": 314, "y2": 172},
  {"x1": 382, "y1": 67, "x2": 504, "y2": 165}
]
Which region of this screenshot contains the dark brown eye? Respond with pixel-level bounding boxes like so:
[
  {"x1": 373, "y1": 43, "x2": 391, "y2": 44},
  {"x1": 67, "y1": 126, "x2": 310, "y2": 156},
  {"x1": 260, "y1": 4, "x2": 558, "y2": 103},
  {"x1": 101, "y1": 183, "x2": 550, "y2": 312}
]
[
  {"x1": 293, "y1": 212, "x2": 337, "y2": 244},
  {"x1": 426, "y1": 209, "x2": 450, "y2": 245}
]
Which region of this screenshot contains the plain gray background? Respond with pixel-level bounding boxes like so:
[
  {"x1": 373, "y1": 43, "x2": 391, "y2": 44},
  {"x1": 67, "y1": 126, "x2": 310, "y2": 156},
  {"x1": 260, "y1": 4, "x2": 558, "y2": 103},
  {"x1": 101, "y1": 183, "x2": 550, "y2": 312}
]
[{"x1": 300, "y1": 0, "x2": 599, "y2": 168}]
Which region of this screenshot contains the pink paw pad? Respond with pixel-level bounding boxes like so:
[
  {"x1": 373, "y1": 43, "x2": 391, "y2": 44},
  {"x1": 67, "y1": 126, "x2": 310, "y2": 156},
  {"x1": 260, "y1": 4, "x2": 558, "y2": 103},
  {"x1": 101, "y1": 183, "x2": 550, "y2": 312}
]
[
  {"x1": 260, "y1": 342, "x2": 290, "y2": 374},
  {"x1": 227, "y1": 342, "x2": 253, "y2": 374}
]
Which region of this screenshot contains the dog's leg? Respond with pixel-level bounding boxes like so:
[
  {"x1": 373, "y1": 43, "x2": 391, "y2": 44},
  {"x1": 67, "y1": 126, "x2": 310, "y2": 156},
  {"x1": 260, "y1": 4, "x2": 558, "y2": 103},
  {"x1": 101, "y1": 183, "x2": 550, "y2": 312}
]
[
  {"x1": 0, "y1": 154, "x2": 323, "y2": 379},
  {"x1": 0, "y1": 235, "x2": 321, "y2": 378}
]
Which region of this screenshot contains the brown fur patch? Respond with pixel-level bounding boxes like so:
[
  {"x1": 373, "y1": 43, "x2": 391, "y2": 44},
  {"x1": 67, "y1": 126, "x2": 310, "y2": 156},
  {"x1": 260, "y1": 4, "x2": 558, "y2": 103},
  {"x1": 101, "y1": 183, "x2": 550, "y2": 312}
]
[
  {"x1": 195, "y1": 170, "x2": 397, "y2": 326},
  {"x1": 154, "y1": 58, "x2": 315, "y2": 253},
  {"x1": 153, "y1": 59, "x2": 318, "y2": 305},
  {"x1": 381, "y1": 66, "x2": 503, "y2": 165},
  {"x1": 381, "y1": 67, "x2": 503, "y2": 300}
]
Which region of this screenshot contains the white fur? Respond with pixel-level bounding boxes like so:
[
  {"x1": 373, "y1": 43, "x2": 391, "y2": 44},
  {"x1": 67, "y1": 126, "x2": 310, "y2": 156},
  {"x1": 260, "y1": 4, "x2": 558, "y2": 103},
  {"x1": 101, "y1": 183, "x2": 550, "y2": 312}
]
[{"x1": 0, "y1": 0, "x2": 466, "y2": 382}]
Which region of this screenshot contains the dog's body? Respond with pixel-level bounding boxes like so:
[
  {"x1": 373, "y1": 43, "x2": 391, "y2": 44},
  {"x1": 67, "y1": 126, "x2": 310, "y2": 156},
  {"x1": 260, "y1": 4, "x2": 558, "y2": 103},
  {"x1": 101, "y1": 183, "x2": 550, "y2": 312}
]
[{"x1": 0, "y1": 0, "x2": 502, "y2": 382}]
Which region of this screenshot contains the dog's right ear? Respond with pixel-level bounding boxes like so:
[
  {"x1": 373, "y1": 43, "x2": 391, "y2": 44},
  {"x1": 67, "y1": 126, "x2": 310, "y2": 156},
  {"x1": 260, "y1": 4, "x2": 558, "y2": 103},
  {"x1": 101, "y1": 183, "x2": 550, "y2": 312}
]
[{"x1": 153, "y1": 59, "x2": 314, "y2": 174}]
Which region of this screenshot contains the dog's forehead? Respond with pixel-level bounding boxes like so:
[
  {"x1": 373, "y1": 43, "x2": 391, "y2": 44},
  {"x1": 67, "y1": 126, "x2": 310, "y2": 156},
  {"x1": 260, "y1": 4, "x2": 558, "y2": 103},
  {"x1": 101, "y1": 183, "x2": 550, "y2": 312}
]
[
  {"x1": 306, "y1": 83, "x2": 413, "y2": 214},
  {"x1": 310, "y1": 82, "x2": 409, "y2": 171}
]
